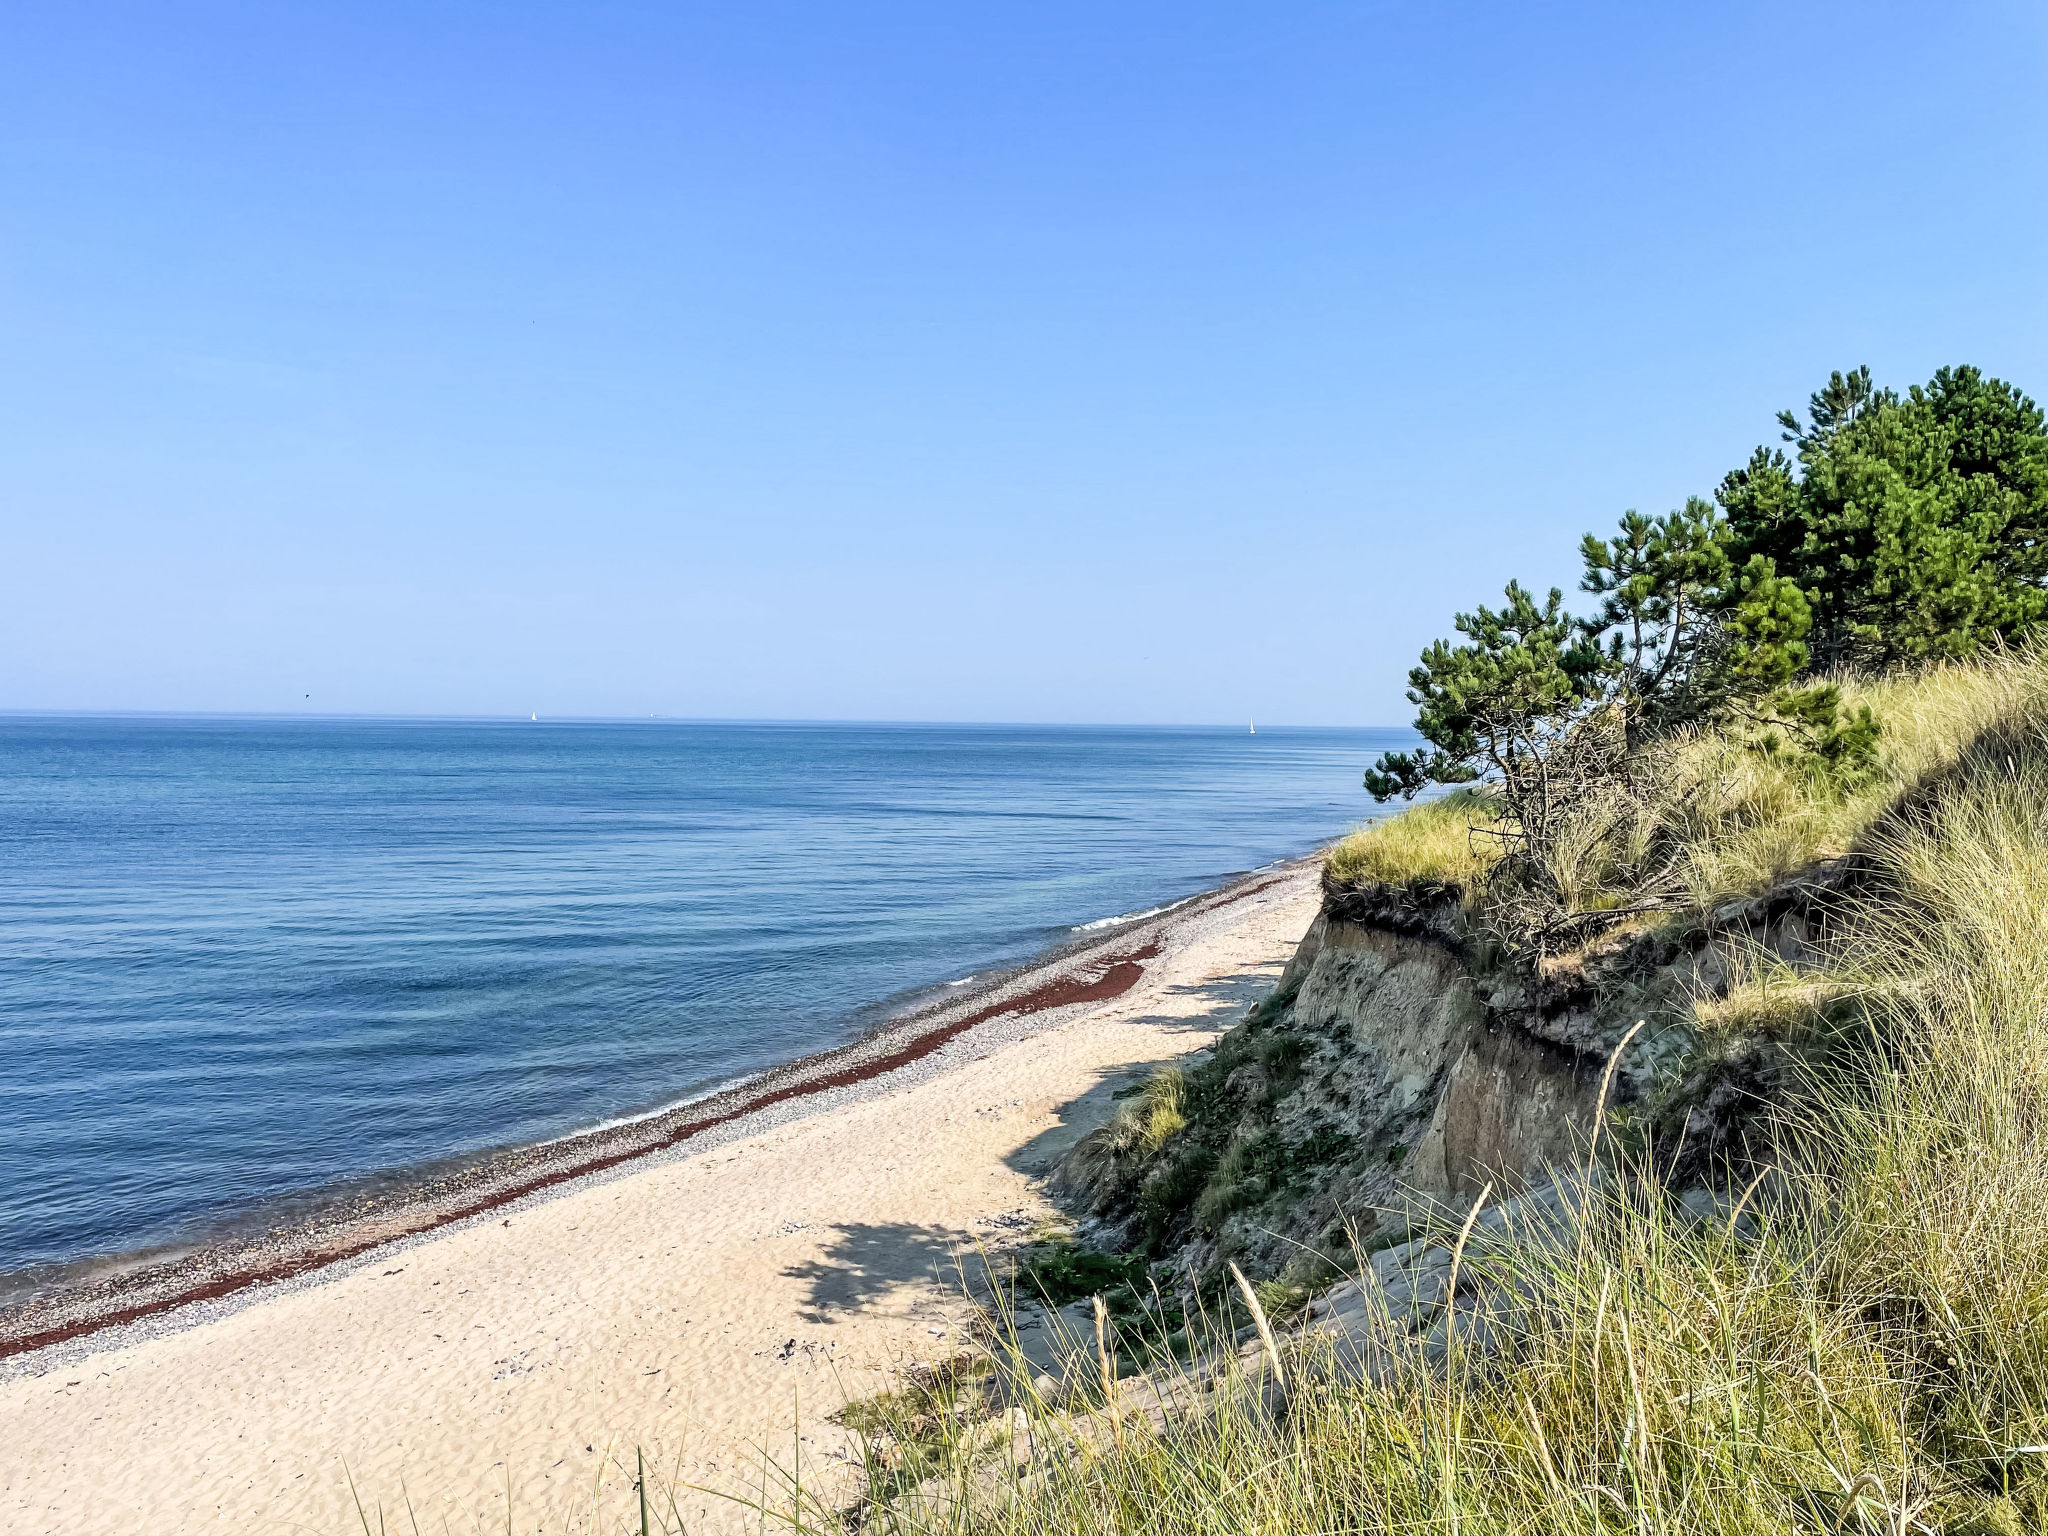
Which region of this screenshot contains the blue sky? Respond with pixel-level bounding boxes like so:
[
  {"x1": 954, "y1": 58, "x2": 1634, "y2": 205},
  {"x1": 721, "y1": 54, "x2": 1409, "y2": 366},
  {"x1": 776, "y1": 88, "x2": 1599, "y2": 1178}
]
[{"x1": 4, "y1": 2, "x2": 2044, "y2": 723}]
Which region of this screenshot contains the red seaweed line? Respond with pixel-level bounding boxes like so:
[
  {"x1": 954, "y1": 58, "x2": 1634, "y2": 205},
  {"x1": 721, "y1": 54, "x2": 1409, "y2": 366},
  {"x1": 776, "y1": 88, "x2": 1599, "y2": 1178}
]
[{"x1": 0, "y1": 942, "x2": 1164, "y2": 1360}]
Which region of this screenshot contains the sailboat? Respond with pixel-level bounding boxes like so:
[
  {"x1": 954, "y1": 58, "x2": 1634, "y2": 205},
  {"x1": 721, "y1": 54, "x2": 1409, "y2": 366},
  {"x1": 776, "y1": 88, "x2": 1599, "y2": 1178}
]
[{"x1": 1249, "y1": 720, "x2": 1255, "y2": 735}]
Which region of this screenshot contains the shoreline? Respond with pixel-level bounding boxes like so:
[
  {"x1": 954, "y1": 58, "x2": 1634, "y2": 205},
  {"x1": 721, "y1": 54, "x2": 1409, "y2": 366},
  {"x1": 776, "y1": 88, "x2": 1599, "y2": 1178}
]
[
  {"x1": 0, "y1": 853, "x2": 1326, "y2": 1535},
  {"x1": 0, "y1": 856, "x2": 1315, "y2": 1367}
]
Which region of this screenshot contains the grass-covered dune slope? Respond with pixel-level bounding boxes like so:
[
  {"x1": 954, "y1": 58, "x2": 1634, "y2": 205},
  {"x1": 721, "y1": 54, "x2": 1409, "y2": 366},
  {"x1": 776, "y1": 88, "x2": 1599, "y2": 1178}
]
[
  {"x1": 1055, "y1": 653, "x2": 2048, "y2": 1307},
  {"x1": 831, "y1": 649, "x2": 2048, "y2": 1536},
  {"x1": 816, "y1": 366, "x2": 2048, "y2": 1534}
]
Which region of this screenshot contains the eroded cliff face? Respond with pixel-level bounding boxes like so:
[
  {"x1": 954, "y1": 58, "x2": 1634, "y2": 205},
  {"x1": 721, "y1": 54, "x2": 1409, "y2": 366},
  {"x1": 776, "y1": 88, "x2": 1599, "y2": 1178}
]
[
  {"x1": 1061, "y1": 866, "x2": 1845, "y2": 1290},
  {"x1": 1271, "y1": 911, "x2": 1607, "y2": 1205}
]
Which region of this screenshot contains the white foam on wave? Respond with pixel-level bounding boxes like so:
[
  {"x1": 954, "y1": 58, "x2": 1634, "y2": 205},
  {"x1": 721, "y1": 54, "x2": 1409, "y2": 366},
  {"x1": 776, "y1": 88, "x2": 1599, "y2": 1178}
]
[
  {"x1": 1072, "y1": 894, "x2": 1197, "y2": 933},
  {"x1": 945, "y1": 974, "x2": 979, "y2": 986},
  {"x1": 541, "y1": 1072, "x2": 764, "y2": 1145}
]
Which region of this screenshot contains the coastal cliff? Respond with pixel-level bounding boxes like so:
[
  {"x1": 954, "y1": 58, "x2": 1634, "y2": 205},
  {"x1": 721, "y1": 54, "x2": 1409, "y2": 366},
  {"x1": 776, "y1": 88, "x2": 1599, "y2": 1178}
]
[
  {"x1": 849, "y1": 365, "x2": 2048, "y2": 1531},
  {"x1": 1055, "y1": 856, "x2": 1839, "y2": 1296},
  {"x1": 847, "y1": 650, "x2": 2048, "y2": 1536}
]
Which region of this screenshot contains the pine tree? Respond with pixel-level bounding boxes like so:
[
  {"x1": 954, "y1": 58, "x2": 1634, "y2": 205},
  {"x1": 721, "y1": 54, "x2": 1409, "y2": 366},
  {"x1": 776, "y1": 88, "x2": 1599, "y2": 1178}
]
[{"x1": 1718, "y1": 365, "x2": 2048, "y2": 668}]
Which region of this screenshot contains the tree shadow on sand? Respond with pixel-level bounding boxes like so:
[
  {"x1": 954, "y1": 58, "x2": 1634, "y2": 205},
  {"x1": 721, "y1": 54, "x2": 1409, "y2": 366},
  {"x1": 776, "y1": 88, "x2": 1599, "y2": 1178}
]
[
  {"x1": 782, "y1": 1221, "x2": 987, "y2": 1325},
  {"x1": 783, "y1": 958, "x2": 1290, "y2": 1325},
  {"x1": 1003, "y1": 957, "x2": 1288, "y2": 1181},
  {"x1": 1139, "y1": 958, "x2": 1290, "y2": 1022}
]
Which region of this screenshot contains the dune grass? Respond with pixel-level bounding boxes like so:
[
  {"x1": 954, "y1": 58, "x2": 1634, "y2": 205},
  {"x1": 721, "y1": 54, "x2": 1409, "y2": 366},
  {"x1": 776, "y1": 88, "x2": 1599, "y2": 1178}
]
[
  {"x1": 349, "y1": 651, "x2": 2048, "y2": 1536},
  {"x1": 1574, "y1": 647, "x2": 2048, "y2": 917},
  {"x1": 742, "y1": 684, "x2": 2048, "y2": 1535},
  {"x1": 1324, "y1": 786, "x2": 1503, "y2": 890},
  {"x1": 1334, "y1": 644, "x2": 2048, "y2": 937}
]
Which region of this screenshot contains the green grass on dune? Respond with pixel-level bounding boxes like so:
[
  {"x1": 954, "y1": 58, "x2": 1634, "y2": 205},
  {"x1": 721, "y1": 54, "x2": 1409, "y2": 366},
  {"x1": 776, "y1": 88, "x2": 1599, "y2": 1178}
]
[
  {"x1": 1331, "y1": 644, "x2": 2048, "y2": 930},
  {"x1": 787, "y1": 669, "x2": 2048, "y2": 1534},
  {"x1": 743, "y1": 647, "x2": 2048, "y2": 1535},
  {"x1": 1324, "y1": 785, "x2": 1503, "y2": 891},
  {"x1": 348, "y1": 649, "x2": 2048, "y2": 1535}
]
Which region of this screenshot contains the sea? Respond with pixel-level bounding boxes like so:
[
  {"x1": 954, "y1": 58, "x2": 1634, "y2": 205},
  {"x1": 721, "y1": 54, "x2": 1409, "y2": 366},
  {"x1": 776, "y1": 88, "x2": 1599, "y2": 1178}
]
[{"x1": 0, "y1": 715, "x2": 1412, "y2": 1281}]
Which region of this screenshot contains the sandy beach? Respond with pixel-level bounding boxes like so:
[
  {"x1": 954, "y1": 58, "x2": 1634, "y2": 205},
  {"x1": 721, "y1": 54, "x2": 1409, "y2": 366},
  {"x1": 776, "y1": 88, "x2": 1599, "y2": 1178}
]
[{"x1": 0, "y1": 861, "x2": 1321, "y2": 1535}]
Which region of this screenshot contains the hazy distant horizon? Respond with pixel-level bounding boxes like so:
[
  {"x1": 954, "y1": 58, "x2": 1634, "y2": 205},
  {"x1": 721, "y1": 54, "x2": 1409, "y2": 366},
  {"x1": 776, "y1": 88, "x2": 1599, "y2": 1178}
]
[{"x1": 0, "y1": 708, "x2": 1395, "y2": 730}]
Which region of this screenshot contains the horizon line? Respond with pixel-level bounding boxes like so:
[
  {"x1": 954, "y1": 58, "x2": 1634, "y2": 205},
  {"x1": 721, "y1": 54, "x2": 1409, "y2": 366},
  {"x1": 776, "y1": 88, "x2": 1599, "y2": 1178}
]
[{"x1": 0, "y1": 707, "x2": 1410, "y2": 732}]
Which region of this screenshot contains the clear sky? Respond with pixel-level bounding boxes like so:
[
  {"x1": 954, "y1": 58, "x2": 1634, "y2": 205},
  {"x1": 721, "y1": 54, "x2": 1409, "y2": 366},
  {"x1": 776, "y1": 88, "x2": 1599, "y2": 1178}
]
[{"x1": 4, "y1": 2, "x2": 2045, "y2": 724}]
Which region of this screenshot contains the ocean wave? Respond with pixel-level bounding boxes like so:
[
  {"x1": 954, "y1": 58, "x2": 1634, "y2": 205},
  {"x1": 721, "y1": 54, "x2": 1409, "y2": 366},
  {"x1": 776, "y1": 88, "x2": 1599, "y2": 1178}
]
[
  {"x1": 540, "y1": 1074, "x2": 764, "y2": 1145},
  {"x1": 1072, "y1": 894, "x2": 1196, "y2": 933}
]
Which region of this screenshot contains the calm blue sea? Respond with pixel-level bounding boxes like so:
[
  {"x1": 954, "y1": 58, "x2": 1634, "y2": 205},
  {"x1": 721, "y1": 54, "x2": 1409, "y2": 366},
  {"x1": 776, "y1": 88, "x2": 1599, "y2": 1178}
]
[{"x1": 0, "y1": 716, "x2": 1409, "y2": 1276}]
